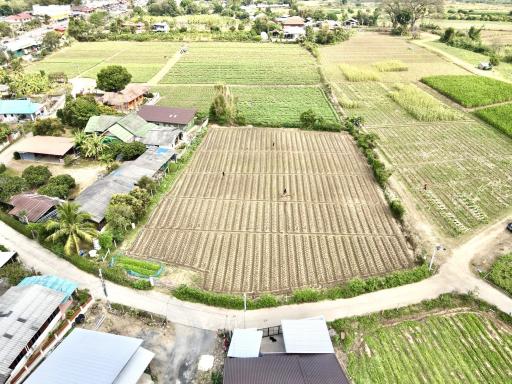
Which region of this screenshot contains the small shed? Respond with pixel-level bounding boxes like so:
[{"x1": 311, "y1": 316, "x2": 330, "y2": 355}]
[
  {"x1": 101, "y1": 84, "x2": 149, "y2": 112},
  {"x1": 8, "y1": 193, "x2": 61, "y2": 223},
  {"x1": 281, "y1": 317, "x2": 334, "y2": 354},
  {"x1": 228, "y1": 329, "x2": 263, "y2": 358},
  {"x1": 15, "y1": 136, "x2": 74, "y2": 162},
  {"x1": 344, "y1": 18, "x2": 359, "y2": 27}
]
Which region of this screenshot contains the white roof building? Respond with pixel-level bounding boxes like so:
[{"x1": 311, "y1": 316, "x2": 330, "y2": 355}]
[
  {"x1": 281, "y1": 317, "x2": 334, "y2": 354},
  {"x1": 227, "y1": 329, "x2": 263, "y2": 358},
  {"x1": 24, "y1": 328, "x2": 155, "y2": 384},
  {"x1": 0, "y1": 251, "x2": 16, "y2": 269},
  {"x1": 32, "y1": 4, "x2": 71, "y2": 20}
]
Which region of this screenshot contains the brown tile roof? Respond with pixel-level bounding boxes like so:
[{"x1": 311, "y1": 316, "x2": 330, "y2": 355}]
[
  {"x1": 223, "y1": 354, "x2": 351, "y2": 384},
  {"x1": 9, "y1": 193, "x2": 60, "y2": 222},
  {"x1": 16, "y1": 136, "x2": 74, "y2": 157},
  {"x1": 137, "y1": 105, "x2": 197, "y2": 125},
  {"x1": 102, "y1": 84, "x2": 149, "y2": 106}
]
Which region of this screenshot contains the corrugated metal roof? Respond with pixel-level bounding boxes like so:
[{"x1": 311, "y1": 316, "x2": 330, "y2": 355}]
[
  {"x1": 24, "y1": 329, "x2": 154, "y2": 384},
  {"x1": 282, "y1": 317, "x2": 334, "y2": 354},
  {"x1": 228, "y1": 329, "x2": 262, "y2": 358},
  {"x1": 102, "y1": 84, "x2": 149, "y2": 107},
  {"x1": 142, "y1": 127, "x2": 182, "y2": 147},
  {"x1": 16, "y1": 136, "x2": 74, "y2": 157},
  {"x1": 8, "y1": 193, "x2": 60, "y2": 222},
  {"x1": 84, "y1": 115, "x2": 121, "y2": 134},
  {"x1": 0, "y1": 99, "x2": 41, "y2": 115},
  {"x1": 223, "y1": 354, "x2": 350, "y2": 384},
  {"x1": 18, "y1": 275, "x2": 77, "y2": 303},
  {"x1": 108, "y1": 124, "x2": 135, "y2": 143},
  {"x1": 0, "y1": 285, "x2": 65, "y2": 381}
]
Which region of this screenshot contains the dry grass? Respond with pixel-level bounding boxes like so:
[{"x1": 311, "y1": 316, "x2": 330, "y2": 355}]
[
  {"x1": 373, "y1": 60, "x2": 408, "y2": 72},
  {"x1": 339, "y1": 64, "x2": 380, "y2": 82}
]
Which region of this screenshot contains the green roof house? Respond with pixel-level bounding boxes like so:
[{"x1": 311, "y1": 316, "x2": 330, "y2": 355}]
[{"x1": 84, "y1": 113, "x2": 156, "y2": 143}]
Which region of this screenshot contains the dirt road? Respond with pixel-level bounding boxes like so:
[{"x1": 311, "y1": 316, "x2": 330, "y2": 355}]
[{"x1": 0, "y1": 218, "x2": 511, "y2": 331}]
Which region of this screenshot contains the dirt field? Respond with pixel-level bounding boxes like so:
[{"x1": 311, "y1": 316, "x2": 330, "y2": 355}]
[{"x1": 128, "y1": 127, "x2": 413, "y2": 294}]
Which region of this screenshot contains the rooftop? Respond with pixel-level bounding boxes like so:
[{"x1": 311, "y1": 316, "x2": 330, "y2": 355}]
[
  {"x1": 15, "y1": 136, "x2": 74, "y2": 157},
  {"x1": 0, "y1": 99, "x2": 42, "y2": 115},
  {"x1": 84, "y1": 113, "x2": 157, "y2": 143},
  {"x1": 228, "y1": 329, "x2": 263, "y2": 358},
  {"x1": 8, "y1": 193, "x2": 61, "y2": 222},
  {"x1": 23, "y1": 328, "x2": 154, "y2": 384},
  {"x1": 0, "y1": 252, "x2": 16, "y2": 269},
  {"x1": 0, "y1": 285, "x2": 65, "y2": 382},
  {"x1": 282, "y1": 317, "x2": 334, "y2": 354},
  {"x1": 18, "y1": 275, "x2": 77, "y2": 303},
  {"x1": 281, "y1": 16, "x2": 305, "y2": 26},
  {"x1": 223, "y1": 354, "x2": 350, "y2": 384},
  {"x1": 138, "y1": 105, "x2": 197, "y2": 126},
  {"x1": 102, "y1": 84, "x2": 149, "y2": 107}
]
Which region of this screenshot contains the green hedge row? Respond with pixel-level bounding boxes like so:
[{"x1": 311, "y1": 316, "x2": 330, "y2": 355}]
[{"x1": 172, "y1": 263, "x2": 431, "y2": 310}]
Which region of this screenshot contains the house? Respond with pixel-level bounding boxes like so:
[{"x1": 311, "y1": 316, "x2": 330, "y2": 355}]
[
  {"x1": 101, "y1": 84, "x2": 149, "y2": 112},
  {"x1": 2, "y1": 38, "x2": 41, "y2": 58},
  {"x1": 344, "y1": 18, "x2": 359, "y2": 27},
  {"x1": 137, "y1": 105, "x2": 197, "y2": 130},
  {"x1": 0, "y1": 100, "x2": 44, "y2": 122},
  {"x1": 76, "y1": 146, "x2": 176, "y2": 224},
  {"x1": 0, "y1": 285, "x2": 65, "y2": 384},
  {"x1": 0, "y1": 250, "x2": 17, "y2": 270},
  {"x1": 85, "y1": 113, "x2": 185, "y2": 148},
  {"x1": 32, "y1": 5, "x2": 71, "y2": 21},
  {"x1": 224, "y1": 317, "x2": 350, "y2": 384},
  {"x1": 14, "y1": 136, "x2": 75, "y2": 162},
  {"x1": 4, "y1": 12, "x2": 33, "y2": 26},
  {"x1": 71, "y1": 5, "x2": 94, "y2": 17},
  {"x1": 279, "y1": 16, "x2": 306, "y2": 41},
  {"x1": 18, "y1": 275, "x2": 78, "y2": 303},
  {"x1": 8, "y1": 193, "x2": 60, "y2": 222},
  {"x1": 23, "y1": 329, "x2": 154, "y2": 384},
  {"x1": 152, "y1": 22, "x2": 170, "y2": 33}
]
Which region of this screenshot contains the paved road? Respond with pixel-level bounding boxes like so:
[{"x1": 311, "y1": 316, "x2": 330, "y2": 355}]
[{"x1": 1, "y1": 219, "x2": 511, "y2": 331}]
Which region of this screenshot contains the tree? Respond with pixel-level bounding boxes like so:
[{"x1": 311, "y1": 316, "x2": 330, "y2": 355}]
[
  {"x1": 82, "y1": 133, "x2": 107, "y2": 159},
  {"x1": 57, "y1": 95, "x2": 117, "y2": 129},
  {"x1": 0, "y1": 123, "x2": 11, "y2": 144},
  {"x1": 137, "y1": 175, "x2": 157, "y2": 193},
  {"x1": 105, "y1": 202, "x2": 135, "y2": 234},
  {"x1": 0, "y1": 22, "x2": 11, "y2": 37},
  {"x1": 440, "y1": 27, "x2": 455, "y2": 42},
  {"x1": 89, "y1": 11, "x2": 108, "y2": 27},
  {"x1": 42, "y1": 31, "x2": 61, "y2": 52},
  {"x1": 8, "y1": 71, "x2": 50, "y2": 97},
  {"x1": 68, "y1": 16, "x2": 96, "y2": 41},
  {"x1": 0, "y1": 175, "x2": 27, "y2": 201},
  {"x1": 22, "y1": 165, "x2": 52, "y2": 188},
  {"x1": 209, "y1": 84, "x2": 238, "y2": 125},
  {"x1": 300, "y1": 109, "x2": 323, "y2": 130},
  {"x1": 45, "y1": 202, "x2": 98, "y2": 256},
  {"x1": 120, "y1": 141, "x2": 146, "y2": 160},
  {"x1": 96, "y1": 65, "x2": 132, "y2": 92},
  {"x1": 468, "y1": 25, "x2": 482, "y2": 41},
  {"x1": 31, "y1": 118, "x2": 65, "y2": 136},
  {"x1": 73, "y1": 130, "x2": 87, "y2": 148},
  {"x1": 381, "y1": 0, "x2": 443, "y2": 32},
  {"x1": 40, "y1": 174, "x2": 76, "y2": 198}
]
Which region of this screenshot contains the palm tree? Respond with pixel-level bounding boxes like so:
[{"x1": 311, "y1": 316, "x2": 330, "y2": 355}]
[
  {"x1": 45, "y1": 202, "x2": 98, "y2": 256},
  {"x1": 73, "y1": 130, "x2": 87, "y2": 149},
  {"x1": 82, "y1": 133, "x2": 107, "y2": 159}
]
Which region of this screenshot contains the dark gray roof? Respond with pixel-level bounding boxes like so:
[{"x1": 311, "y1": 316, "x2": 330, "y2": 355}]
[
  {"x1": 76, "y1": 147, "x2": 176, "y2": 223},
  {"x1": 223, "y1": 354, "x2": 350, "y2": 384},
  {"x1": 142, "y1": 126, "x2": 183, "y2": 147}
]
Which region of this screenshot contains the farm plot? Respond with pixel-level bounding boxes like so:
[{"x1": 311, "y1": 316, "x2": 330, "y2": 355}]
[
  {"x1": 323, "y1": 32, "x2": 512, "y2": 236},
  {"x1": 155, "y1": 85, "x2": 338, "y2": 127},
  {"x1": 26, "y1": 41, "x2": 181, "y2": 82},
  {"x1": 347, "y1": 312, "x2": 512, "y2": 383},
  {"x1": 475, "y1": 103, "x2": 512, "y2": 137},
  {"x1": 128, "y1": 127, "x2": 413, "y2": 294},
  {"x1": 160, "y1": 42, "x2": 320, "y2": 85}
]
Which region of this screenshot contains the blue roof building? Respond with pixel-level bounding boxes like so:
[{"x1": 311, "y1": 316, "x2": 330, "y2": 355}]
[
  {"x1": 0, "y1": 99, "x2": 44, "y2": 121},
  {"x1": 18, "y1": 275, "x2": 78, "y2": 302}
]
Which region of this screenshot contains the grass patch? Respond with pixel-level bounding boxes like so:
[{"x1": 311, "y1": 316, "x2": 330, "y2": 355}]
[
  {"x1": 474, "y1": 103, "x2": 512, "y2": 137},
  {"x1": 0, "y1": 261, "x2": 33, "y2": 285},
  {"x1": 339, "y1": 64, "x2": 380, "y2": 82},
  {"x1": 487, "y1": 252, "x2": 512, "y2": 295},
  {"x1": 115, "y1": 256, "x2": 161, "y2": 277},
  {"x1": 172, "y1": 263, "x2": 431, "y2": 309},
  {"x1": 372, "y1": 60, "x2": 408, "y2": 72},
  {"x1": 389, "y1": 83, "x2": 463, "y2": 121},
  {"x1": 422, "y1": 75, "x2": 512, "y2": 107}
]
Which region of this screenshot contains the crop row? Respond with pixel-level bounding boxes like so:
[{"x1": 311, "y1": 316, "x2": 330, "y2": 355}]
[
  {"x1": 348, "y1": 312, "x2": 512, "y2": 383},
  {"x1": 130, "y1": 230, "x2": 412, "y2": 293}
]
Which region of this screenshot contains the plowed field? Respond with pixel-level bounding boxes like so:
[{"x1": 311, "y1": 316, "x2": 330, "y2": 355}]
[{"x1": 128, "y1": 127, "x2": 413, "y2": 294}]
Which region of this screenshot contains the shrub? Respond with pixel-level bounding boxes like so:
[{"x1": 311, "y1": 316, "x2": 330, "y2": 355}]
[
  {"x1": 63, "y1": 155, "x2": 74, "y2": 167},
  {"x1": 389, "y1": 199, "x2": 405, "y2": 221},
  {"x1": 0, "y1": 261, "x2": 32, "y2": 285},
  {"x1": 99, "y1": 231, "x2": 113, "y2": 250},
  {"x1": 120, "y1": 141, "x2": 146, "y2": 160},
  {"x1": 32, "y1": 118, "x2": 65, "y2": 136},
  {"x1": 489, "y1": 54, "x2": 500, "y2": 67},
  {"x1": 38, "y1": 183, "x2": 69, "y2": 198},
  {"x1": 0, "y1": 163, "x2": 5, "y2": 174},
  {"x1": 22, "y1": 165, "x2": 52, "y2": 188},
  {"x1": 291, "y1": 288, "x2": 322, "y2": 303},
  {"x1": 339, "y1": 64, "x2": 380, "y2": 81}
]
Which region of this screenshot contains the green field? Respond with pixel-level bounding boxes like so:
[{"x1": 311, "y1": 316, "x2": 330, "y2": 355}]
[
  {"x1": 475, "y1": 103, "x2": 512, "y2": 137},
  {"x1": 346, "y1": 312, "x2": 512, "y2": 383},
  {"x1": 154, "y1": 85, "x2": 339, "y2": 127},
  {"x1": 488, "y1": 252, "x2": 512, "y2": 295},
  {"x1": 161, "y1": 42, "x2": 320, "y2": 85},
  {"x1": 26, "y1": 41, "x2": 181, "y2": 82},
  {"x1": 422, "y1": 75, "x2": 512, "y2": 107}
]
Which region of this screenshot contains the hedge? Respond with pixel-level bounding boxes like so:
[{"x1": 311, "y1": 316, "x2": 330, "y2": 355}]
[{"x1": 172, "y1": 263, "x2": 431, "y2": 309}]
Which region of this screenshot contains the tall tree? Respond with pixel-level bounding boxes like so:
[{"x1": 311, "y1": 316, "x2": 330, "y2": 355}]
[
  {"x1": 209, "y1": 84, "x2": 238, "y2": 125},
  {"x1": 45, "y1": 202, "x2": 98, "y2": 256},
  {"x1": 96, "y1": 65, "x2": 132, "y2": 92},
  {"x1": 381, "y1": 0, "x2": 443, "y2": 32}
]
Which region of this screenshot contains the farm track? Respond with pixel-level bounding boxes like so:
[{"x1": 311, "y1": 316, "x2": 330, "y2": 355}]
[{"x1": 128, "y1": 127, "x2": 413, "y2": 293}]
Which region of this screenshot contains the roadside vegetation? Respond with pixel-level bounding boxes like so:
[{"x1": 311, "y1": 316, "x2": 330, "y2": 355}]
[
  {"x1": 422, "y1": 75, "x2": 512, "y2": 107},
  {"x1": 389, "y1": 83, "x2": 463, "y2": 121}
]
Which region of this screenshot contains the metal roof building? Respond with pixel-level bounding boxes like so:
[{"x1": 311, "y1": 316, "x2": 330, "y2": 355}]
[
  {"x1": 0, "y1": 285, "x2": 65, "y2": 383},
  {"x1": 227, "y1": 329, "x2": 263, "y2": 358},
  {"x1": 0, "y1": 99, "x2": 42, "y2": 115},
  {"x1": 24, "y1": 329, "x2": 155, "y2": 384},
  {"x1": 0, "y1": 252, "x2": 17, "y2": 269},
  {"x1": 224, "y1": 354, "x2": 351, "y2": 384},
  {"x1": 8, "y1": 193, "x2": 61, "y2": 222},
  {"x1": 281, "y1": 317, "x2": 334, "y2": 354},
  {"x1": 18, "y1": 275, "x2": 77, "y2": 303},
  {"x1": 15, "y1": 136, "x2": 75, "y2": 157}
]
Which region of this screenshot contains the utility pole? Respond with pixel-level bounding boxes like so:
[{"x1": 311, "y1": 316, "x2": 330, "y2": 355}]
[
  {"x1": 243, "y1": 293, "x2": 247, "y2": 329},
  {"x1": 98, "y1": 268, "x2": 111, "y2": 310},
  {"x1": 429, "y1": 245, "x2": 445, "y2": 271}
]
